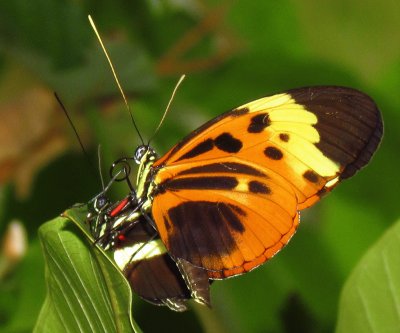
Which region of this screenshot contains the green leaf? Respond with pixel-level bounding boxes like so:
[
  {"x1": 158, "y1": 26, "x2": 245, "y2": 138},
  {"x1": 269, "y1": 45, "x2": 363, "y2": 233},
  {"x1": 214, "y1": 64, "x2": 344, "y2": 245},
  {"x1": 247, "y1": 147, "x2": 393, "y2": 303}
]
[
  {"x1": 34, "y1": 206, "x2": 141, "y2": 333},
  {"x1": 336, "y1": 219, "x2": 400, "y2": 333},
  {"x1": 0, "y1": 240, "x2": 46, "y2": 333}
]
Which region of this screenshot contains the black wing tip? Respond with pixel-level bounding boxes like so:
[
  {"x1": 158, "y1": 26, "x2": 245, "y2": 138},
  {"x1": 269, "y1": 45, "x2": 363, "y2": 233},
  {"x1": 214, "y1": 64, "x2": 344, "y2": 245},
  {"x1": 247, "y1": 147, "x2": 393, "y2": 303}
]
[
  {"x1": 340, "y1": 110, "x2": 383, "y2": 179},
  {"x1": 286, "y1": 85, "x2": 378, "y2": 110},
  {"x1": 286, "y1": 85, "x2": 384, "y2": 179},
  {"x1": 286, "y1": 85, "x2": 372, "y2": 96}
]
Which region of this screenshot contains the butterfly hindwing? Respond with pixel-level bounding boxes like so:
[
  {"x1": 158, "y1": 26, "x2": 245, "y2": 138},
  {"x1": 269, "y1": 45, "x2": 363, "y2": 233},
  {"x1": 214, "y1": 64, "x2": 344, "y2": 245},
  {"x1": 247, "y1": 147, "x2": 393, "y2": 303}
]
[
  {"x1": 149, "y1": 86, "x2": 382, "y2": 278},
  {"x1": 113, "y1": 216, "x2": 211, "y2": 310},
  {"x1": 113, "y1": 218, "x2": 189, "y2": 310}
]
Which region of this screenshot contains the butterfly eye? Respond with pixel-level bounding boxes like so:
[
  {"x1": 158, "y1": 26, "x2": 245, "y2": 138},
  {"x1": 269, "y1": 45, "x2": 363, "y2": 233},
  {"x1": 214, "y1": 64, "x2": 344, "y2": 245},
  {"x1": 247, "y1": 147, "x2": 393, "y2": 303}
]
[
  {"x1": 134, "y1": 145, "x2": 148, "y2": 164},
  {"x1": 94, "y1": 195, "x2": 109, "y2": 212}
]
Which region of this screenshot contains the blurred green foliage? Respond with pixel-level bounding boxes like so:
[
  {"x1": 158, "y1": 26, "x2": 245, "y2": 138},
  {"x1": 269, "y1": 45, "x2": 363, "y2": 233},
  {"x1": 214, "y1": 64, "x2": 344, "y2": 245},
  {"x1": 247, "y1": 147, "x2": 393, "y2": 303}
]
[{"x1": 0, "y1": 1, "x2": 398, "y2": 332}]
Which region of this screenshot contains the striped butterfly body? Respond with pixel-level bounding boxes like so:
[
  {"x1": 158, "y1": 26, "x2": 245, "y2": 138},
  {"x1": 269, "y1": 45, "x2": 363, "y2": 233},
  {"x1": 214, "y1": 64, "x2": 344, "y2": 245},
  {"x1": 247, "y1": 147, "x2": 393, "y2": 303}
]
[{"x1": 90, "y1": 86, "x2": 382, "y2": 308}]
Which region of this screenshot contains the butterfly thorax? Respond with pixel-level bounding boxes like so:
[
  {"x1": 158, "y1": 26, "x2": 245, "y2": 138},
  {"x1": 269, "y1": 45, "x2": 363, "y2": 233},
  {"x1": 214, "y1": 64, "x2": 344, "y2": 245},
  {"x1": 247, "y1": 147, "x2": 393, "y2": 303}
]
[{"x1": 134, "y1": 145, "x2": 158, "y2": 210}]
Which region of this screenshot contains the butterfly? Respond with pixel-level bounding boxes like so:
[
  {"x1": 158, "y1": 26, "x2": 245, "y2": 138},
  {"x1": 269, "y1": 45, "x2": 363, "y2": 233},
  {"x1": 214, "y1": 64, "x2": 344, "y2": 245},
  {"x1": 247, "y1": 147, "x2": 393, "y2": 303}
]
[{"x1": 89, "y1": 85, "x2": 382, "y2": 303}]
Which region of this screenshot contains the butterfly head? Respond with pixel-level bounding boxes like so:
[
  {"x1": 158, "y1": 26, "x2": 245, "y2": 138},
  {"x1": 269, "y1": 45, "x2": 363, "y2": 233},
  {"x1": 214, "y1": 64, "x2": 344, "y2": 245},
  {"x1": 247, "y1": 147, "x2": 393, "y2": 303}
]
[
  {"x1": 93, "y1": 194, "x2": 110, "y2": 213},
  {"x1": 86, "y1": 194, "x2": 111, "y2": 237},
  {"x1": 134, "y1": 145, "x2": 157, "y2": 164}
]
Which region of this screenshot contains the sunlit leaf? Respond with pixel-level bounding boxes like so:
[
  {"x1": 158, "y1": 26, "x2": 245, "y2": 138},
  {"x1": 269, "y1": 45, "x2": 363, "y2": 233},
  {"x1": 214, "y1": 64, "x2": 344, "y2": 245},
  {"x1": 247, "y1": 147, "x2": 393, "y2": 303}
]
[
  {"x1": 34, "y1": 206, "x2": 141, "y2": 333},
  {"x1": 336, "y1": 219, "x2": 400, "y2": 333}
]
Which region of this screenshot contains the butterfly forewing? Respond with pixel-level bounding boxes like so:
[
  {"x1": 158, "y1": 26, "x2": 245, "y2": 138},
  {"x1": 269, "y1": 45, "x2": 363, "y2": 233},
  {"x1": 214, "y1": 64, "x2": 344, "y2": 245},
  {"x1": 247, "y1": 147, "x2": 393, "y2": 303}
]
[
  {"x1": 148, "y1": 86, "x2": 382, "y2": 278},
  {"x1": 152, "y1": 159, "x2": 299, "y2": 278}
]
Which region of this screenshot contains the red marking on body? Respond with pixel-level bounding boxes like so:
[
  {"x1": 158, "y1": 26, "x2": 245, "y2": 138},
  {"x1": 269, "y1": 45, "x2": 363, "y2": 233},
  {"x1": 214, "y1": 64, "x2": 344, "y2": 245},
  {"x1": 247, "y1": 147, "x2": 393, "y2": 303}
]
[{"x1": 110, "y1": 197, "x2": 130, "y2": 217}]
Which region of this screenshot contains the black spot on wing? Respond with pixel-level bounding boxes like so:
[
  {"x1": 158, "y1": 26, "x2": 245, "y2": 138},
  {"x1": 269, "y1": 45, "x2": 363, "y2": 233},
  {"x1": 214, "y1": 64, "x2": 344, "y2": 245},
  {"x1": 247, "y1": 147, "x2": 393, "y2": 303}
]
[
  {"x1": 248, "y1": 113, "x2": 270, "y2": 133},
  {"x1": 264, "y1": 146, "x2": 283, "y2": 160},
  {"x1": 303, "y1": 170, "x2": 320, "y2": 184},
  {"x1": 159, "y1": 176, "x2": 239, "y2": 191},
  {"x1": 166, "y1": 201, "x2": 246, "y2": 267},
  {"x1": 175, "y1": 133, "x2": 242, "y2": 162},
  {"x1": 166, "y1": 105, "x2": 249, "y2": 162},
  {"x1": 248, "y1": 181, "x2": 271, "y2": 194},
  {"x1": 232, "y1": 107, "x2": 250, "y2": 116},
  {"x1": 279, "y1": 133, "x2": 290, "y2": 142},
  {"x1": 177, "y1": 139, "x2": 214, "y2": 161},
  {"x1": 214, "y1": 133, "x2": 243, "y2": 153},
  {"x1": 176, "y1": 162, "x2": 267, "y2": 177},
  {"x1": 288, "y1": 86, "x2": 383, "y2": 179}
]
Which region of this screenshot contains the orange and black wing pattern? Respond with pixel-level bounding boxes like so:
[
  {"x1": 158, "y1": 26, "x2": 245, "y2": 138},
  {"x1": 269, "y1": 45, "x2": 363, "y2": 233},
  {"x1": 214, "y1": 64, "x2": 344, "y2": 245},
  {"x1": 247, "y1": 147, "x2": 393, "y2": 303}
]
[{"x1": 150, "y1": 86, "x2": 383, "y2": 279}]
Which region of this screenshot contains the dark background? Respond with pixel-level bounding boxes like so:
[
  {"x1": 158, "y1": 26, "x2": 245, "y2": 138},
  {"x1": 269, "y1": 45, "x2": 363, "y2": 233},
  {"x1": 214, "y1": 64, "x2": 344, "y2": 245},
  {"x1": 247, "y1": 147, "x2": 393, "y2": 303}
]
[{"x1": 0, "y1": 1, "x2": 398, "y2": 332}]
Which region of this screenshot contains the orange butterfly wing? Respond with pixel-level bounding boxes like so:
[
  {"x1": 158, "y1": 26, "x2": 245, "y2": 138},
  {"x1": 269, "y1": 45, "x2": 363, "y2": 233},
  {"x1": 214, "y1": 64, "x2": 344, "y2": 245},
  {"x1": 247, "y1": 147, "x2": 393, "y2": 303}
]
[{"x1": 150, "y1": 86, "x2": 382, "y2": 278}]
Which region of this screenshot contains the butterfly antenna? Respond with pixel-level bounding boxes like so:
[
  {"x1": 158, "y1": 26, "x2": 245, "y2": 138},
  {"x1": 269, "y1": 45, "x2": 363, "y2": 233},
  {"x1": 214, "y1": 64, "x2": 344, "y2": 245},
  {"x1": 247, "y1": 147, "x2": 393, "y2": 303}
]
[
  {"x1": 148, "y1": 74, "x2": 186, "y2": 145},
  {"x1": 55, "y1": 92, "x2": 100, "y2": 184},
  {"x1": 88, "y1": 15, "x2": 144, "y2": 145},
  {"x1": 97, "y1": 145, "x2": 105, "y2": 190}
]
